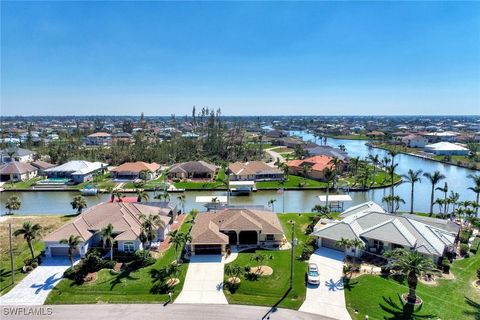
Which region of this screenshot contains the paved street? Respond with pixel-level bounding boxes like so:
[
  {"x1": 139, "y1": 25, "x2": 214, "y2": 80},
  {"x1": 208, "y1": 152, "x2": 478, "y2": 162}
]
[
  {"x1": 299, "y1": 248, "x2": 352, "y2": 320},
  {"x1": 174, "y1": 255, "x2": 228, "y2": 304},
  {"x1": 0, "y1": 258, "x2": 73, "y2": 306},
  {"x1": 1, "y1": 304, "x2": 335, "y2": 320}
]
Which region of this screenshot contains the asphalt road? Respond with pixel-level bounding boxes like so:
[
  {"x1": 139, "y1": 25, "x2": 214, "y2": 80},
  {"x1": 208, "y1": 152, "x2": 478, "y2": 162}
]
[{"x1": 1, "y1": 304, "x2": 335, "y2": 320}]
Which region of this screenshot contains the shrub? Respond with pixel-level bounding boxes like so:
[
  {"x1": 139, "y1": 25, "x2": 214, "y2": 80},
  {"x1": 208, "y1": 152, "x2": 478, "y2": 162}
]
[
  {"x1": 82, "y1": 250, "x2": 104, "y2": 273},
  {"x1": 244, "y1": 265, "x2": 251, "y2": 273},
  {"x1": 103, "y1": 260, "x2": 117, "y2": 269},
  {"x1": 301, "y1": 244, "x2": 314, "y2": 261},
  {"x1": 24, "y1": 258, "x2": 39, "y2": 266},
  {"x1": 459, "y1": 230, "x2": 472, "y2": 244},
  {"x1": 63, "y1": 267, "x2": 76, "y2": 279},
  {"x1": 23, "y1": 265, "x2": 33, "y2": 273},
  {"x1": 31, "y1": 261, "x2": 39, "y2": 268},
  {"x1": 460, "y1": 244, "x2": 470, "y2": 256},
  {"x1": 441, "y1": 259, "x2": 451, "y2": 274}
]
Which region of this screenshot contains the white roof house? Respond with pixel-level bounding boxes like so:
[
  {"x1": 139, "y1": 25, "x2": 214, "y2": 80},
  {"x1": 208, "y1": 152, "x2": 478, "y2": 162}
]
[
  {"x1": 46, "y1": 160, "x2": 107, "y2": 175},
  {"x1": 424, "y1": 142, "x2": 469, "y2": 156}
]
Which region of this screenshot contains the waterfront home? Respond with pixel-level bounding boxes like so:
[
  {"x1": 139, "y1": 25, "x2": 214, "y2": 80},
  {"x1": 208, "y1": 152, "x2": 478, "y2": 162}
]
[
  {"x1": 312, "y1": 201, "x2": 459, "y2": 263},
  {"x1": 31, "y1": 160, "x2": 56, "y2": 175},
  {"x1": 424, "y1": 131, "x2": 459, "y2": 143},
  {"x1": 168, "y1": 161, "x2": 217, "y2": 180},
  {"x1": 286, "y1": 155, "x2": 334, "y2": 180},
  {"x1": 228, "y1": 161, "x2": 284, "y2": 181},
  {"x1": 84, "y1": 132, "x2": 112, "y2": 146},
  {"x1": 44, "y1": 160, "x2": 108, "y2": 184},
  {"x1": 305, "y1": 145, "x2": 349, "y2": 161},
  {"x1": 366, "y1": 131, "x2": 385, "y2": 138},
  {"x1": 110, "y1": 161, "x2": 161, "y2": 181},
  {"x1": 424, "y1": 142, "x2": 470, "y2": 156},
  {"x1": 189, "y1": 208, "x2": 285, "y2": 255},
  {"x1": 0, "y1": 161, "x2": 38, "y2": 182},
  {"x1": 0, "y1": 147, "x2": 36, "y2": 164},
  {"x1": 44, "y1": 202, "x2": 173, "y2": 257},
  {"x1": 401, "y1": 134, "x2": 429, "y2": 148}
]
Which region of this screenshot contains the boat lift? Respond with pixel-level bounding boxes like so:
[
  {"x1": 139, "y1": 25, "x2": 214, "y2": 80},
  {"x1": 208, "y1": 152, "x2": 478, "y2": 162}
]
[
  {"x1": 195, "y1": 196, "x2": 228, "y2": 211},
  {"x1": 317, "y1": 194, "x2": 352, "y2": 212},
  {"x1": 228, "y1": 181, "x2": 256, "y2": 196}
]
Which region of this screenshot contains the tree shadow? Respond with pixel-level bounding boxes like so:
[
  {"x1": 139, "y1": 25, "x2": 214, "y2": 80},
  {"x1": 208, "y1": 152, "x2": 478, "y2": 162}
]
[
  {"x1": 109, "y1": 269, "x2": 139, "y2": 290},
  {"x1": 343, "y1": 278, "x2": 358, "y2": 291},
  {"x1": 464, "y1": 296, "x2": 480, "y2": 320},
  {"x1": 379, "y1": 294, "x2": 436, "y2": 319},
  {"x1": 261, "y1": 287, "x2": 291, "y2": 320}
]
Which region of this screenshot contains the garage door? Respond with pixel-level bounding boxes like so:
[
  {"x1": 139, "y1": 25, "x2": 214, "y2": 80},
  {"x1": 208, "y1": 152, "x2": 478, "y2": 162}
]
[
  {"x1": 50, "y1": 246, "x2": 79, "y2": 256},
  {"x1": 321, "y1": 238, "x2": 344, "y2": 251},
  {"x1": 194, "y1": 245, "x2": 222, "y2": 255}
]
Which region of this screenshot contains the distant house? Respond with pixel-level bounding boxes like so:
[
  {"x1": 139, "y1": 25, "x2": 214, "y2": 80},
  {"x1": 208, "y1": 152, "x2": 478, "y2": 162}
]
[
  {"x1": 84, "y1": 132, "x2": 112, "y2": 146},
  {"x1": 31, "y1": 160, "x2": 56, "y2": 175},
  {"x1": 286, "y1": 155, "x2": 334, "y2": 180},
  {"x1": 112, "y1": 132, "x2": 133, "y2": 143},
  {"x1": 168, "y1": 161, "x2": 217, "y2": 180},
  {"x1": 366, "y1": 131, "x2": 385, "y2": 138},
  {"x1": 44, "y1": 160, "x2": 108, "y2": 184},
  {"x1": 228, "y1": 161, "x2": 284, "y2": 181},
  {"x1": 424, "y1": 142, "x2": 470, "y2": 156},
  {"x1": 424, "y1": 131, "x2": 458, "y2": 143},
  {"x1": 401, "y1": 134, "x2": 428, "y2": 148},
  {"x1": 305, "y1": 145, "x2": 349, "y2": 161},
  {"x1": 110, "y1": 161, "x2": 161, "y2": 181},
  {"x1": 189, "y1": 208, "x2": 285, "y2": 255},
  {"x1": 0, "y1": 147, "x2": 36, "y2": 164},
  {"x1": 0, "y1": 161, "x2": 38, "y2": 182},
  {"x1": 44, "y1": 202, "x2": 173, "y2": 257},
  {"x1": 312, "y1": 201, "x2": 459, "y2": 263}
]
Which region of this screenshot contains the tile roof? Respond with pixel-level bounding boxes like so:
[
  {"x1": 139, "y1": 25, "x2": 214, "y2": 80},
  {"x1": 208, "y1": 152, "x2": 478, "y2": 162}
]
[
  {"x1": 286, "y1": 155, "x2": 334, "y2": 172},
  {"x1": 0, "y1": 161, "x2": 37, "y2": 175},
  {"x1": 228, "y1": 161, "x2": 282, "y2": 176},
  {"x1": 111, "y1": 161, "x2": 161, "y2": 173},
  {"x1": 31, "y1": 160, "x2": 56, "y2": 170},
  {"x1": 169, "y1": 161, "x2": 217, "y2": 174}
]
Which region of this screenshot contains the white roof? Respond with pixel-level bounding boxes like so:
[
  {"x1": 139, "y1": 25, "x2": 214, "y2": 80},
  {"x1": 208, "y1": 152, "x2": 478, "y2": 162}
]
[
  {"x1": 229, "y1": 181, "x2": 255, "y2": 186},
  {"x1": 425, "y1": 142, "x2": 468, "y2": 151},
  {"x1": 45, "y1": 160, "x2": 107, "y2": 175},
  {"x1": 195, "y1": 196, "x2": 228, "y2": 203},
  {"x1": 318, "y1": 194, "x2": 352, "y2": 202},
  {"x1": 424, "y1": 131, "x2": 458, "y2": 137}
]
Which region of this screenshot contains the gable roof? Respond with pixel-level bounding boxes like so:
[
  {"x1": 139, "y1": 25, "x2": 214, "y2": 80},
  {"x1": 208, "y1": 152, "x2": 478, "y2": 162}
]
[
  {"x1": 0, "y1": 147, "x2": 35, "y2": 157},
  {"x1": 228, "y1": 161, "x2": 282, "y2": 176},
  {"x1": 169, "y1": 161, "x2": 217, "y2": 174},
  {"x1": 111, "y1": 161, "x2": 161, "y2": 174},
  {"x1": 360, "y1": 218, "x2": 417, "y2": 247},
  {"x1": 286, "y1": 155, "x2": 334, "y2": 172},
  {"x1": 0, "y1": 161, "x2": 37, "y2": 175},
  {"x1": 31, "y1": 160, "x2": 56, "y2": 170}
]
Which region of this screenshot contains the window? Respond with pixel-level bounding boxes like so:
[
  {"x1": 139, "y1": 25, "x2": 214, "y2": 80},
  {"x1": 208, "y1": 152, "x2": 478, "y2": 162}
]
[
  {"x1": 124, "y1": 242, "x2": 135, "y2": 253},
  {"x1": 265, "y1": 234, "x2": 275, "y2": 241},
  {"x1": 373, "y1": 240, "x2": 384, "y2": 250}
]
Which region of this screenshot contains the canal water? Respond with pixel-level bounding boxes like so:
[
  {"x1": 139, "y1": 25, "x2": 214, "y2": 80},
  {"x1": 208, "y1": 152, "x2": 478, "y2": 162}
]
[{"x1": 0, "y1": 132, "x2": 477, "y2": 215}]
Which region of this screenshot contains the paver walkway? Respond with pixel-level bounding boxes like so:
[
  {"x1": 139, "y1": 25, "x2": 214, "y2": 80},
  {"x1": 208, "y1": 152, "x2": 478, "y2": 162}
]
[
  {"x1": 299, "y1": 248, "x2": 352, "y2": 320},
  {"x1": 0, "y1": 258, "x2": 74, "y2": 305},
  {"x1": 175, "y1": 255, "x2": 227, "y2": 304}
]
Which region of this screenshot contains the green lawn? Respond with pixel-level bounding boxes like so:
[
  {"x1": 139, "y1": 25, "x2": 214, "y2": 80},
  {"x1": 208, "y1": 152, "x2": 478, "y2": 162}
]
[
  {"x1": 256, "y1": 175, "x2": 327, "y2": 189},
  {"x1": 223, "y1": 213, "x2": 316, "y2": 309},
  {"x1": 270, "y1": 147, "x2": 294, "y2": 153},
  {"x1": 122, "y1": 174, "x2": 167, "y2": 190},
  {"x1": 345, "y1": 252, "x2": 480, "y2": 320},
  {"x1": 173, "y1": 168, "x2": 227, "y2": 190},
  {"x1": 3, "y1": 177, "x2": 43, "y2": 189},
  {"x1": 45, "y1": 215, "x2": 193, "y2": 304}
]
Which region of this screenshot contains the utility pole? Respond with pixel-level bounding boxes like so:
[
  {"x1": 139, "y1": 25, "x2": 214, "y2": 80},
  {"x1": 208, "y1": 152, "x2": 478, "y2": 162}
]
[
  {"x1": 289, "y1": 220, "x2": 296, "y2": 289},
  {"x1": 9, "y1": 223, "x2": 15, "y2": 285}
]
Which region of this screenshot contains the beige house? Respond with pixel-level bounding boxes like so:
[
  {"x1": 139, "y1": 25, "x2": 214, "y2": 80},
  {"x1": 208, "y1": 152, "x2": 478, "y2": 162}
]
[
  {"x1": 110, "y1": 161, "x2": 161, "y2": 181},
  {"x1": 0, "y1": 161, "x2": 37, "y2": 182},
  {"x1": 190, "y1": 208, "x2": 285, "y2": 255},
  {"x1": 44, "y1": 202, "x2": 172, "y2": 257},
  {"x1": 168, "y1": 161, "x2": 217, "y2": 180},
  {"x1": 228, "y1": 161, "x2": 284, "y2": 181}
]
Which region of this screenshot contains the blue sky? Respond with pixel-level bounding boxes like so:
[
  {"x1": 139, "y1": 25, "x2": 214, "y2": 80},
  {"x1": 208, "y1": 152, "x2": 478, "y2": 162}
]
[{"x1": 1, "y1": 1, "x2": 479, "y2": 116}]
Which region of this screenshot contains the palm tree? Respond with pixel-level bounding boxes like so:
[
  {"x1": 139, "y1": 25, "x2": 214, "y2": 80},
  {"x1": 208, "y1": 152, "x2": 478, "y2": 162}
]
[
  {"x1": 388, "y1": 149, "x2": 399, "y2": 166},
  {"x1": 385, "y1": 249, "x2": 436, "y2": 303},
  {"x1": 139, "y1": 214, "x2": 162, "y2": 252},
  {"x1": 5, "y1": 195, "x2": 21, "y2": 215},
  {"x1": 13, "y1": 221, "x2": 42, "y2": 260},
  {"x1": 467, "y1": 174, "x2": 480, "y2": 216},
  {"x1": 301, "y1": 164, "x2": 311, "y2": 180},
  {"x1": 368, "y1": 154, "x2": 380, "y2": 187},
  {"x1": 350, "y1": 156, "x2": 361, "y2": 176},
  {"x1": 136, "y1": 189, "x2": 149, "y2": 203},
  {"x1": 138, "y1": 169, "x2": 150, "y2": 182},
  {"x1": 386, "y1": 163, "x2": 399, "y2": 197},
  {"x1": 177, "y1": 194, "x2": 186, "y2": 214},
  {"x1": 448, "y1": 191, "x2": 460, "y2": 216},
  {"x1": 323, "y1": 168, "x2": 336, "y2": 210},
  {"x1": 335, "y1": 237, "x2": 352, "y2": 252},
  {"x1": 311, "y1": 204, "x2": 331, "y2": 219},
  {"x1": 100, "y1": 223, "x2": 115, "y2": 260},
  {"x1": 155, "y1": 191, "x2": 170, "y2": 202},
  {"x1": 328, "y1": 157, "x2": 344, "y2": 177},
  {"x1": 423, "y1": 171, "x2": 446, "y2": 216},
  {"x1": 60, "y1": 235, "x2": 82, "y2": 269},
  {"x1": 70, "y1": 195, "x2": 87, "y2": 215},
  {"x1": 382, "y1": 195, "x2": 405, "y2": 213},
  {"x1": 402, "y1": 169, "x2": 423, "y2": 214},
  {"x1": 168, "y1": 230, "x2": 191, "y2": 261},
  {"x1": 435, "y1": 182, "x2": 449, "y2": 214},
  {"x1": 274, "y1": 157, "x2": 282, "y2": 169},
  {"x1": 381, "y1": 156, "x2": 391, "y2": 184},
  {"x1": 268, "y1": 199, "x2": 277, "y2": 212},
  {"x1": 225, "y1": 264, "x2": 242, "y2": 283}
]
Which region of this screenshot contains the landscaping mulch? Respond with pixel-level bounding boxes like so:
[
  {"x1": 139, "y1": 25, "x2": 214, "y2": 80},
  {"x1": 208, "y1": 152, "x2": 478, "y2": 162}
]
[{"x1": 250, "y1": 266, "x2": 273, "y2": 276}]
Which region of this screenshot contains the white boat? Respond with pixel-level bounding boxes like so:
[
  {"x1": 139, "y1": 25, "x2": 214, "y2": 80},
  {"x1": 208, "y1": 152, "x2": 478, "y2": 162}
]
[{"x1": 80, "y1": 185, "x2": 98, "y2": 196}]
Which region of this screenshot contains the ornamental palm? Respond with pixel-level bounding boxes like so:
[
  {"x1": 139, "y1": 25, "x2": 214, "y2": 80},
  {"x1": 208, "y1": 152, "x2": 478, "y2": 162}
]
[
  {"x1": 328, "y1": 157, "x2": 344, "y2": 177},
  {"x1": 402, "y1": 169, "x2": 423, "y2": 214},
  {"x1": 381, "y1": 156, "x2": 391, "y2": 184},
  {"x1": 70, "y1": 195, "x2": 87, "y2": 214},
  {"x1": 386, "y1": 163, "x2": 399, "y2": 197},
  {"x1": 136, "y1": 189, "x2": 149, "y2": 203},
  {"x1": 448, "y1": 191, "x2": 460, "y2": 216},
  {"x1": 435, "y1": 182, "x2": 449, "y2": 214},
  {"x1": 350, "y1": 156, "x2": 361, "y2": 176},
  {"x1": 177, "y1": 194, "x2": 186, "y2": 214},
  {"x1": 385, "y1": 249, "x2": 436, "y2": 303},
  {"x1": 13, "y1": 221, "x2": 42, "y2": 260},
  {"x1": 225, "y1": 263, "x2": 242, "y2": 283},
  {"x1": 467, "y1": 174, "x2": 480, "y2": 215},
  {"x1": 5, "y1": 195, "x2": 21, "y2": 215},
  {"x1": 140, "y1": 213, "x2": 162, "y2": 251},
  {"x1": 423, "y1": 171, "x2": 446, "y2": 216},
  {"x1": 268, "y1": 199, "x2": 277, "y2": 212},
  {"x1": 100, "y1": 223, "x2": 115, "y2": 260},
  {"x1": 368, "y1": 154, "x2": 380, "y2": 187},
  {"x1": 168, "y1": 230, "x2": 191, "y2": 261},
  {"x1": 60, "y1": 235, "x2": 82, "y2": 269},
  {"x1": 388, "y1": 149, "x2": 399, "y2": 166}
]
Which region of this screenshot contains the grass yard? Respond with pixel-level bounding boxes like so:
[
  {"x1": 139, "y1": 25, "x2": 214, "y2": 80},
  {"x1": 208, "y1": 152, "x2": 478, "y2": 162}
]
[
  {"x1": 45, "y1": 214, "x2": 193, "y2": 304},
  {"x1": 3, "y1": 177, "x2": 43, "y2": 189},
  {"x1": 256, "y1": 175, "x2": 327, "y2": 189},
  {"x1": 345, "y1": 252, "x2": 480, "y2": 320},
  {"x1": 223, "y1": 213, "x2": 316, "y2": 310},
  {"x1": 173, "y1": 168, "x2": 227, "y2": 190},
  {"x1": 269, "y1": 147, "x2": 294, "y2": 153},
  {"x1": 0, "y1": 215, "x2": 73, "y2": 295}
]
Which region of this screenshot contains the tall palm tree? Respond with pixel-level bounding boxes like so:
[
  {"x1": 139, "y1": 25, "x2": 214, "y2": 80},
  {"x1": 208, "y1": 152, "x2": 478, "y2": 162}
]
[
  {"x1": 402, "y1": 169, "x2": 423, "y2": 214},
  {"x1": 423, "y1": 171, "x2": 446, "y2": 216},
  {"x1": 5, "y1": 195, "x2": 21, "y2": 215},
  {"x1": 60, "y1": 235, "x2": 82, "y2": 269},
  {"x1": 382, "y1": 195, "x2": 405, "y2": 213},
  {"x1": 311, "y1": 204, "x2": 332, "y2": 219},
  {"x1": 323, "y1": 168, "x2": 336, "y2": 211},
  {"x1": 435, "y1": 182, "x2": 449, "y2": 214},
  {"x1": 139, "y1": 213, "x2": 162, "y2": 255},
  {"x1": 328, "y1": 157, "x2": 344, "y2": 177},
  {"x1": 381, "y1": 156, "x2": 391, "y2": 184},
  {"x1": 136, "y1": 189, "x2": 149, "y2": 203},
  {"x1": 386, "y1": 163, "x2": 398, "y2": 197},
  {"x1": 448, "y1": 191, "x2": 460, "y2": 216},
  {"x1": 177, "y1": 194, "x2": 186, "y2": 214},
  {"x1": 100, "y1": 223, "x2": 115, "y2": 260},
  {"x1": 388, "y1": 149, "x2": 399, "y2": 166},
  {"x1": 368, "y1": 154, "x2": 380, "y2": 187},
  {"x1": 350, "y1": 156, "x2": 361, "y2": 176},
  {"x1": 467, "y1": 174, "x2": 480, "y2": 215},
  {"x1": 70, "y1": 195, "x2": 87, "y2": 214},
  {"x1": 155, "y1": 191, "x2": 170, "y2": 202},
  {"x1": 168, "y1": 230, "x2": 191, "y2": 261},
  {"x1": 385, "y1": 249, "x2": 436, "y2": 303},
  {"x1": 268, "y1": 199, "x2": 277, "y2": 212},
  {"x1": 13, "y1": 221, "x2": 42, "y2": 260}
]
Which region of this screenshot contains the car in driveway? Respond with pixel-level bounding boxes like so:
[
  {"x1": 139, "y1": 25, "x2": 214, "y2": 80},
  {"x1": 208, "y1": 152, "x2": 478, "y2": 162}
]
[{"x1": 307, "y1": 263, "x2": 320, "y2": 285}]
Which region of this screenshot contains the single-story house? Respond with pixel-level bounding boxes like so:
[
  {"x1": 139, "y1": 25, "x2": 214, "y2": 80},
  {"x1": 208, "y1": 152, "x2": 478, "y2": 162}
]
[
  {"x1": 0, "y1": 161, "x2": 38, "y2": 182},
  {"x1": 110, "y1": 161, "x2": 161, "y2": 181},
  {"x1": 0, "y1": 147, "x2": 36, "y2": 164},
  {"x1": 31, "y1": 160, "x2": 56, "y2": 175},
  {"x1": 401, "y1": 134, "x2": 428, "y2": 148},
  {"x1": 228, "y1": 161, "x2": 284, "y2": 181},
  {"x1": 44, "y1": 202, "x2": 173, "y2": 257},
  {"x1": 168, "y1": 161, "x2": 217, "y2": 180},
  {"x1": 305, "y1": 145, "x2": 349, "y2": 161},
  {"x1": 424, "y1": 131, "x2": 458, "y2": 143},
  {"x1": 44, "y1": 160, "x2": 108, "y2": 184},
  {"x1": 84, "y1": 132, "x2": 112, "y2": 146},
  {"x1": 312, "y1": 201, "x2": 459, "y2": 263},
  {"x1": 287, "y1": 155, "x2": 334, "y2": 180},
  {"x1": 424, "y1": 142, "x2": 470, "y2": 156},
  {"x1": 190, "y1": 208, "x2": 285, "y2": 255}
]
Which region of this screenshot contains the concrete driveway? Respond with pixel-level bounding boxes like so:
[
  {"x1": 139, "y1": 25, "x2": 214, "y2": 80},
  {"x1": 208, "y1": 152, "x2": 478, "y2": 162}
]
[
  {"x1": 0, "y1": 258, "x2": 73, "y2": 305},
  {"x1": 299, "y1": 248, "x2": 352, "y2": 320},
  {"x1": 175, "y1": 255, "x2": 228, "y2": 304}
]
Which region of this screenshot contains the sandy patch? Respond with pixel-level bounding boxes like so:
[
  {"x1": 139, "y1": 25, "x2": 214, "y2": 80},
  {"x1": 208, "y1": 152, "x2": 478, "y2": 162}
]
[{"x1": 250, "y1": 265, "x2": 273, "y2": 276}]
